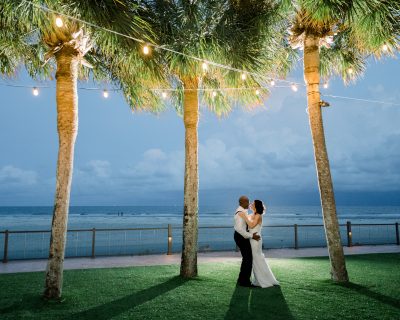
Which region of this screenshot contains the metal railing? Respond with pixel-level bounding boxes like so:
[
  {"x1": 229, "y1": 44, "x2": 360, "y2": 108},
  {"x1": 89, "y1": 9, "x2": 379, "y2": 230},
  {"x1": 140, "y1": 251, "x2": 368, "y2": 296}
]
[{"x1": 1, "y1": 221, "x2": 399, "y2": 263}]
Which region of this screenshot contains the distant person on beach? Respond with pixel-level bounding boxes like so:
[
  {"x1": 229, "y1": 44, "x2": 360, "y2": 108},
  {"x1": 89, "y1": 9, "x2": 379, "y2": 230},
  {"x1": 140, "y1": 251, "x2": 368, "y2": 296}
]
[{"x1": 234, "y1": 196, "x2": 279, "y2": 288}]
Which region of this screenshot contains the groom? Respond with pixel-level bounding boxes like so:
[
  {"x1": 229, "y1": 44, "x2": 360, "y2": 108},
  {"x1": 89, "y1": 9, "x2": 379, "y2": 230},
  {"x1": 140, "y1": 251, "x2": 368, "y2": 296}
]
[{"x1": 234, "y1": 195, "x2": 260, "y2": 287}]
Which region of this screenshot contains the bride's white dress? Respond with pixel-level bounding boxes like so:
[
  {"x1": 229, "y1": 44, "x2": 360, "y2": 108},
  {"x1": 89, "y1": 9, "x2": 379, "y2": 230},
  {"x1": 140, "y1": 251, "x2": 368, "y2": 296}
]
[{"x1": 249, "y1": 223, "x2": 279, "y2": 288}]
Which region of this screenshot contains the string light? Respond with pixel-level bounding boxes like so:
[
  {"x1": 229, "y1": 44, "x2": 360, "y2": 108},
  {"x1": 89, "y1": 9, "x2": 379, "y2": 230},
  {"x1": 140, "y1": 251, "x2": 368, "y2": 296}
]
[
  {"x1": 382, "y1": 44, "x2": 388, "y2": 52},
  {"x1": 347, "y1": 68, "x2": 353, "y2": 74},
  {"x1": 270, "y1": 80, "x2": 275, "y2": 86},
  {"x1": 2, "y1": 82, "x2": 400, "y2": 107},
  {"x1": 102, "y1": 89, "x2": 109, "y2": 98},
  {"x1": 323, "y1": 82, "x2": 329, "y2": 89},
  {"x1": 55, "y1": 17, "x2": 63, "y2": 28},
  {"x1": 23, "y1": 1, "x2": 305, "y2": 88},
  {"x1": 241, "y1": 73, "x2": 247, "y2": 81},
  {"x1": 255, "y1": 89, "x2": 260, "y2": 95},
  {"x1": 161, "y1": 91, "x2": 167, "y2": 99},
  {"x1": 291, "y1": 83, "x2": 298, "y2": 92},
  {"x1": 202, "y1": 62, "x2": 208, "y2": 71},
  {"x1": 143, "y1": 45, "x2": 150, "y2": 55}
]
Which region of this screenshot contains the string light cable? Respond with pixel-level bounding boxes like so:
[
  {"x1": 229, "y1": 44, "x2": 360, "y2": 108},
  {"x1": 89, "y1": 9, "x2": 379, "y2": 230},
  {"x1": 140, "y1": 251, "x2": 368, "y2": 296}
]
[
  {"x1": 321, "y1": 94, "x2": 400, "y2": 107},
  {"x1": 1, "y1": 82, "x2": 399, "y2": 107},
  {"x1": 21, "y1": 0, "x2": 303, "y2": 87},
  {"x1": 3, "y1": 1, "x2": 395, "y2": 107},
  {"x1": 19, "y1": 0, "x2": 395, "y2": 102}
]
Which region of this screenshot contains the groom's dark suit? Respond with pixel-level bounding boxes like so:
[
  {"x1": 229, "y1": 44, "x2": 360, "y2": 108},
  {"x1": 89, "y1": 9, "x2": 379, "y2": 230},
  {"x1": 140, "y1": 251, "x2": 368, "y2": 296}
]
[{"x1": 234, "y1": 207, "x2": 253, "y2": 286}]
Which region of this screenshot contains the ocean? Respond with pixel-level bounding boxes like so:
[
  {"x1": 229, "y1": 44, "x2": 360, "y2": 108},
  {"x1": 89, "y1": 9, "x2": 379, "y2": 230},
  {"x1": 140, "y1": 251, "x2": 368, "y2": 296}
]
[
  {"x1": 1, "y1": 205, "x2": 400, "y2": 230},
  {"x1": 1, "y1": 206, "x2": 399, "y2": 260}
]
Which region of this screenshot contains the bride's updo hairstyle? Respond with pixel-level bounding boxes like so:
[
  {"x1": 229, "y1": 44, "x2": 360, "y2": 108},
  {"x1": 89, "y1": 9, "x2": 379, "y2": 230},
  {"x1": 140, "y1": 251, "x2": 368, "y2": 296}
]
[{"x1": 254, "y1": 200, "x2": 265, "y2": 215}]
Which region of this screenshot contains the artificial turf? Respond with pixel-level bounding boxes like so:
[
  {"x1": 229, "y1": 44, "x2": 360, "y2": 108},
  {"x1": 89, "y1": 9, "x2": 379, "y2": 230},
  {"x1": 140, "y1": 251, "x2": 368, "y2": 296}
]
[{"x1": 0, "y1": 253, "x2": 399, "y2": 319}]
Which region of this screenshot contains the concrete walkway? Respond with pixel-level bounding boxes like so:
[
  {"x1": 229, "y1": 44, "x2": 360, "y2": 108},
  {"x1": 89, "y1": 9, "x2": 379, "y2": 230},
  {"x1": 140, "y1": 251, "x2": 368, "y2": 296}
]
[{"x1": 1, "y1": 245, "x2": 399, "y2": 274}]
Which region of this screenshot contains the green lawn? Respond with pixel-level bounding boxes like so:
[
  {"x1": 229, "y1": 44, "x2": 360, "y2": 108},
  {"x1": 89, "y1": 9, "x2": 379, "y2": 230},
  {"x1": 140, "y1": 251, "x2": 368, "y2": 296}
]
[{"x1": 0, "y1": 253, "x2": 399, "y2": 319}]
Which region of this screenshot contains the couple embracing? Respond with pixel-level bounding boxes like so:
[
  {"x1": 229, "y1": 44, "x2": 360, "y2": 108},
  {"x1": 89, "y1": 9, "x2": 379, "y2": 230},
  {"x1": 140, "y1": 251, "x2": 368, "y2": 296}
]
[{"x1": 234, "y1": 196, "x2": 279, "y2": 288}]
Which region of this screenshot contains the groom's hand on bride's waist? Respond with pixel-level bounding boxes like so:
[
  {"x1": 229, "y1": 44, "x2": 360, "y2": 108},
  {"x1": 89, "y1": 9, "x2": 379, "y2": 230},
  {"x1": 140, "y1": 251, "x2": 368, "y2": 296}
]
[{"x1": 252, "y1": 233, "x2": 261, "y2": 241}]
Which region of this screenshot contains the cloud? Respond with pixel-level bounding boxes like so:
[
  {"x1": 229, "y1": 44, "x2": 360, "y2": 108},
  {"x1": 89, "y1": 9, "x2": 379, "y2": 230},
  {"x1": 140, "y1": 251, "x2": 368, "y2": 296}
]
[
  {"x1": 0, "y1": 165, "x2": 37, "y2": 186},
  {"x1": 121, "y1": 148, "x2": 184, "y2": 190},
  {"x1": 67, "y1": 87, "x2": 400, "y2": 199},
  {"x1": 85, "y1": 160, "x2": 111, "y2": 178},
  {"x1": 74, "y1": 160, "x2": 111, "y2": 180},
  {"x1": 330, "y1": 133, "x2": 400, "y2": 191}
]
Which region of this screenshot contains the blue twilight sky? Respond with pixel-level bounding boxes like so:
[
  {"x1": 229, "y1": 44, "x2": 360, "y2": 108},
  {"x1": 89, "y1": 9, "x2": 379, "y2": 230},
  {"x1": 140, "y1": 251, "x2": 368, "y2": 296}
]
[{"x1": 0, "y1": 56, "x2": 399, "y2": 206}]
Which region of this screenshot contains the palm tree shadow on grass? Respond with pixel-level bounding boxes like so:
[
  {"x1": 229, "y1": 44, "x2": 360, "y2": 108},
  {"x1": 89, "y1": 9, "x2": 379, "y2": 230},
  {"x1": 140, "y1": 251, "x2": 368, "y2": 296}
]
[
  {"x1": 0, "y1": 293, "x2": 53, "y2": 315},
  {"x1": 338, "y1": 282, "x2": 400, "y2": 310},
  {"x1": 225, "y1": 286, "x2": 294, "y2": 320},
  {"x1": 69, "y1": 276, "x2": 187, "y2": 319}
]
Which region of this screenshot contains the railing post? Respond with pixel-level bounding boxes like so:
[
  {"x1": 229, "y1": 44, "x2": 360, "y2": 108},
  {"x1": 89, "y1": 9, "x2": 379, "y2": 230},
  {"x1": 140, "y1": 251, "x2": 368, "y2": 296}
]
[
  {"x1": 91, "y1": 228, "x2": 96, "y2": 258},
  {"x1": 167, "y1": 224, "x2": 172, "y2": 255},
  {"x1": 395, "y1": 222, "x2": 399, "y2": 245},
  {"x1": 3, "y1": 230, "x2": 9, "y2": 263},
  {"x1": 294, "y1": 224, "x2": 298, "y2": 249},
  {"x1": 346, "y1": 221, "x2": 352, "y2": 247}
]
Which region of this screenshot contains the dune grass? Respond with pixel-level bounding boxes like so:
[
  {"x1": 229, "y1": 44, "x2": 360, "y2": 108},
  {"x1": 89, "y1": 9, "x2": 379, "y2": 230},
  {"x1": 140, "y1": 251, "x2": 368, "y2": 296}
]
[{"x1": 0, "y1": 253, "x2": 399, "y2": 319}]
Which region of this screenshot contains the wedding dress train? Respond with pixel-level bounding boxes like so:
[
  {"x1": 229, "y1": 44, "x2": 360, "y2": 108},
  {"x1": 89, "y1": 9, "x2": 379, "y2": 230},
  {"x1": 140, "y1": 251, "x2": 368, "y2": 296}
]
[{"x1": 249, "y1": 223, "x2": 280, "y2": 288}]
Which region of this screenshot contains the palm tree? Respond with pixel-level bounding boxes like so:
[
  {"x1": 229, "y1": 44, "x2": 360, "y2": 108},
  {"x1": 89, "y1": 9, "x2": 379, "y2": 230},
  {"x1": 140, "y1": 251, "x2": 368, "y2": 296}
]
[
  {"x1": 144, "y1": 0, "x2": 295, "y2": 278},
  {"x1": 0, "y1": 0, "x2": 159, "y2": 299},
  {"x1": 287, "y1": 0, "x2": 400, "y2": 282}
]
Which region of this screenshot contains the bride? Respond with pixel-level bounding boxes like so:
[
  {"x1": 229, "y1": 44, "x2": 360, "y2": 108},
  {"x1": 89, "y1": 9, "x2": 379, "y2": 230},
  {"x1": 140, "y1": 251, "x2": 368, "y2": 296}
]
[{"x1": 238, "y1": 199, "x2": 279, "y2": 288}]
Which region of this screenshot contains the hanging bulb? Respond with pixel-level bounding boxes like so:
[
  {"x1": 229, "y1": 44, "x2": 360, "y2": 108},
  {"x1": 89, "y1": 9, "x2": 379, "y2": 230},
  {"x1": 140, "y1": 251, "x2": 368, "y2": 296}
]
[
  {"x1": 161, "y1": 92, "x2": 167, "y2": 99},
  {"x1": 103, "y1": 89, "x2": 109, "y2": 98},
  {"x1": 255, "y1": 89, "x2": 260, "y2": 95},
  {"x1": 347, "y1": 68, "x2": 353, "y2": 74},
  {"x1": 291, "y1": 83, "x2": 298, "y2": 92},
  {"x1": 55, "y1": 17, "x2": 63, "y2": 28},
  {"x1": 270, "y1": 80, "x2": 275, "y2": 86},
  {"x1": 212, "y1": 91, "x2": 217, "y2": 97},
  {"x1": 323, "y1": 82, "x2": 329, "y2": 89},
  {"x1": 143, "y1": 45, "x2": 150, "y2": 55},
  {"x1": 382, "y1": 44, "x2": 388, "y2": 52},
  {"x1": 202, "y1": 62, "x2": 208, "y2": 71},
  {"x1": 32, "y1": 87, "x2": 39, "y2": 96},
  {"x1": 241, "y1": 73, "x2": 247, "y2": 81}
]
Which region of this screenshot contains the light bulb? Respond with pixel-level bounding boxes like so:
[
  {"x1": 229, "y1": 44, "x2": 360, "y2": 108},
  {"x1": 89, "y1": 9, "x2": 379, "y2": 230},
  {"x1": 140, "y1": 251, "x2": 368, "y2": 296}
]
[
  {"x1": 143, "y1": 45, "x2": 150, "y2": 55},
  {"x1": 382, "y1": 44, "x2": 388, "y2": 52},
  {"x1": 291, "y1": 84, "x2": 298, "y2": 92},
  {"x1": 323, "y1": 82, "x2": 328, "y2": 89},
  {"x1": 270, "y1": 80, "x2": 275, "y2": 86},
  {"x1": 241, "y1": 73, "x2": 247, "y2": 81},
  {"x1": 162, "y1": 92, "x2": 167, "y2": 99},
  {"x1": 202, "y1": 62, "x2": 208, "y2": 71},
  {"x1": 103, "y1": 90, "x2": 109, "y2": 98},
  {"x1": 212, "y1": 91, "x2": 217, "y2": 97},
  {"x1": 255, "y1": 89, "x2": 260, "y2": 95},
  {"x1": 32, "y1": 87, "x2": 39, "y2": 96},
  {"x1": 55, "y1": 17, "x2": 63, "y2": 28},
  {"x1": 347, "y1": 68, "x2": 353, "y2": 74}
]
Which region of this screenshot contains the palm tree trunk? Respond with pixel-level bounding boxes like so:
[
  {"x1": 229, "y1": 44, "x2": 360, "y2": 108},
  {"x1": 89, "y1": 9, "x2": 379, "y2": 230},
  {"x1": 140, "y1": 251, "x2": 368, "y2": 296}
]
[
  {"x1": 44, "y1": 46, "x2": 79, "y2": 299},
  {"x1": 303, "y1": 33, "x2": 349, "y2": 282},
  {"x1": 180, "y1": 77, "x2": 199, "y2": 278}
]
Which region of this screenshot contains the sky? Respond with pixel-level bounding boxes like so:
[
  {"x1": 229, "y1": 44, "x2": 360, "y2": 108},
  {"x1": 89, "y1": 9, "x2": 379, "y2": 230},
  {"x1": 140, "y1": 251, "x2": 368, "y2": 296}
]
[{"x1": 0, "y1": 56, "x2": 399, "y2": 206}]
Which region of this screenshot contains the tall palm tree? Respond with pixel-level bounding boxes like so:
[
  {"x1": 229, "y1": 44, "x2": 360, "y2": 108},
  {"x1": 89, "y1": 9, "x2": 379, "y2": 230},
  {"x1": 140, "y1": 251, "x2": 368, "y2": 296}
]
[
  {"x1": 144, "y1": 0, "x2": 295, "y2": 278},
  {"x1": 0, "y1": 0, "x2": 159, "y2": 299},
  {"x1": 287, "y1": 0, "x2": 400, "y2": 282}
]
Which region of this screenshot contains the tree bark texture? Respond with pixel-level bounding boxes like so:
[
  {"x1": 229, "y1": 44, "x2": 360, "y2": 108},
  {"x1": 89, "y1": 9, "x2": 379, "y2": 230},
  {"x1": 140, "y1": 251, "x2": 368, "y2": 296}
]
[
  {"x1": 304, "y1": 33, "x2": 349, "y2": 282},
  {"x1": 44, "y1": 45, "x2": 79, "y2": 299},
  {"x1": 180, "y1": 77, "x2": 199, "y2": 278}
]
